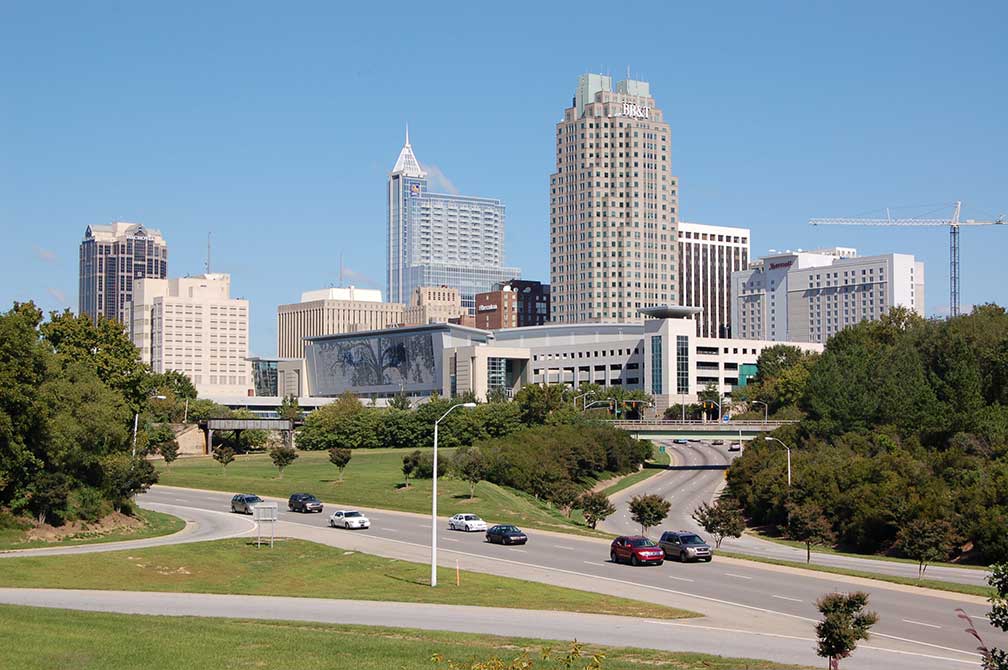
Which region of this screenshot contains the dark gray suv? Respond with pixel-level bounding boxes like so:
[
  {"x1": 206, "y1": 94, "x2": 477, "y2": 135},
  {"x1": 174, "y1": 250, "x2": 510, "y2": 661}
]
[{"x1": 659, "y1": 530, "x2": 713, "y2": 562}]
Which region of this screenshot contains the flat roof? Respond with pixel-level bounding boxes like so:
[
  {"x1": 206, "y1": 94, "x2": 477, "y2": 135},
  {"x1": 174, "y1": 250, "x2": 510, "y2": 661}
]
[{"x1": 304, "y1": 321, "x2": 491, "y2": 342}]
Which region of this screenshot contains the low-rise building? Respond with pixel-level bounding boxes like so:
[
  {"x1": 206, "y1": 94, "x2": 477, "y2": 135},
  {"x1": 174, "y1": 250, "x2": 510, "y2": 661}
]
[{"x1": 475, "y1": 280, "x2": 550, "y2": 330}]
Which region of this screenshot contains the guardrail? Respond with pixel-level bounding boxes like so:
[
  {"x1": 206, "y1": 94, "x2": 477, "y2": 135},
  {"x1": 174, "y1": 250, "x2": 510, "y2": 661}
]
[{"x1": 609, "y1": 419, "x2": 797, "y2": 430}]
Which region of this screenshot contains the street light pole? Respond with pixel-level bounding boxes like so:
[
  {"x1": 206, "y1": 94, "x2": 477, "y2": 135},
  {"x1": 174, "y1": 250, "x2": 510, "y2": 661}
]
[
  {"x1": 764, "y1": 436, "x2": 792, "y2": 487},
  {"x1": 751, "y1": 400, "x2": 768, "y2": 424},
  {"x1": 431, "y1": 402, "x2": 476, "y2": 587},
  {"x1": 574, "y1": 391, "x2": 596, "y2": 410}
]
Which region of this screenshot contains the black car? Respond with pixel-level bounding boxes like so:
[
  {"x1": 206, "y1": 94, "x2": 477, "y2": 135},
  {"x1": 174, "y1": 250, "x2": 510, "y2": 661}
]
[
  {"x1": 288, "y1": 493, "x2": 324, "y2": 513},
  {"x1": 230, "y1": 493, "x2": 263, "y2": 515},
  {"x1": 485, "y1": 524, "x2": 528, "y2": 545},
  {"x1": 659, "y1": 530, "x2": 713, "y2": 562}
]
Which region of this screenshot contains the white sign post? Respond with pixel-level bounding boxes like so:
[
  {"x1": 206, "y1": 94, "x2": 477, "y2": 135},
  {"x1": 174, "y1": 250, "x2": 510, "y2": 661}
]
[{"x1": 253, "y1": 502, "x2": 279, "y2": 548}]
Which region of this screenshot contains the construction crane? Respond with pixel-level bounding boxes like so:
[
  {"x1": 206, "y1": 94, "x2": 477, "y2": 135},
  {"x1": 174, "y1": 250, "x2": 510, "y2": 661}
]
[{"x1": 810, "y1": 201, "x2": 1005, "y2": 318}]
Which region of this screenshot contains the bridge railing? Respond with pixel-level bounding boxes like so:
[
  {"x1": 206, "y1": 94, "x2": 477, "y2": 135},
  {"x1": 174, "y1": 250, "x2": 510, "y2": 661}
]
[{"x1": 608, "y1": 419, "x2": 797, "y2": 430}]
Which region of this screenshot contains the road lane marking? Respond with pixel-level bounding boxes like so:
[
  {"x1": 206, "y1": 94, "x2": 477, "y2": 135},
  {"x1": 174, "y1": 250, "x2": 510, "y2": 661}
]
[
  {"x1": 667, "y1": 575, "x2": 694, "y2": 582},
  {"x1": 442, "y1": 538, "x2": 460, "y2": 542},
  {"x1": 723, "y1": 572, "x2": 752, "y2": 580},
  {"x1": 583, "y1": 561, "x2": 600, "y2": 566},
  {"x1": 508, "y1": 548, "x2": 527, "y2": 553},
  {"x1": 903, "y1": 619, "x2": 942, "y2": 629},
  {"x1": 772, "y1": 595, "x2": 802, "y2": 602},
  {"x1": 552, "y1": 545, "x2": 575, "y2": 550}
]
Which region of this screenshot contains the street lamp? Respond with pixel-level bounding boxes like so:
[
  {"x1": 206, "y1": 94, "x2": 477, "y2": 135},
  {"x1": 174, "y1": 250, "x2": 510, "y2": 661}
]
[
  {"x1": 764, "y1": 436, "x2": 792, "y2": 488},
  {"x1": 133, "y1": 394, "x2": 167, "y2": 457},
  {"x1": 751, "y1": 400, "x2": 768, "y2": 424},
  {"x1": 431, "y1": 402, "x2": 477, "y2": 587},
  {"x1": 583, "y1": 399, "x2": 611, "y2": 413}
]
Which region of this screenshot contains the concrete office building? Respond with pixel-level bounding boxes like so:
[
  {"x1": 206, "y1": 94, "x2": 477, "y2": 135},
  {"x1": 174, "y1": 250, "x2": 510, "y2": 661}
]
[
  {"x1": 550, "y1": 73, "x2": 678, "y2": 323},
  {"x1": 404, "y1": 286, "x2": 467, "y2": 325},
  {"x1": 130, "y1": 273, "x2": 249, "y2": 397},
  {"x1": 249, "y1": 356, "x2": 309, "y2": 397},
  {"x1": 387, "y1": 129, "x2": 520, "y2": 309},
  {"x1": 79, "y1": 222, "x2": 167, "y2": 325},
  {"x1": 733, "y1": 249, "x2": 924, "y2": 343},
  {"x1": 677, "y1": 222, "x2": 750, "y2": 338},
  {"x1": 474, "y1": 280, "x2": 551, "y2": 330}
]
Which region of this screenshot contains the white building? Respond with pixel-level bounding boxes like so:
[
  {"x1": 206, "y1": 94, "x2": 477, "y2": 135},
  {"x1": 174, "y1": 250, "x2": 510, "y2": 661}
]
[
  {"x1": 677, "y1": 222, "x2": 750, "y2": 338},
  {"x1": 732, "y1": 249, "x2": 924, "y2": 343},
  {"x1": 130, "y1": 273, "x2": 250, "y2": 397}
]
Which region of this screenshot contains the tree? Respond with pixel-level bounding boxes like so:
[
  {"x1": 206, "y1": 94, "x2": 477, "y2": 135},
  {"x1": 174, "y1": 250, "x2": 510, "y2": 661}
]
[
  {"x1": 269, "y1": 445, "x2": 298, "y2": 478},
  {"x1": 514, "y1": 383, "x2": 567, "y2": 425},
  {"x1": 388, "y1": 388, "x2": 412, "y2": 410},
  {"x1": 692, "y1": 499, "x2": 746, "y2": 549},
  {"x1": 628, "y1": 494, "x2": 671, "y2": 535},
  {"x1": 578, "y1": 491, "x2": 616, "y2": 529},
  {"x1": 401, "y1": 450, "x2": 421, "y2": 487},
  {"x1": 980, "y1": 562, "x2": 1008, "y2": 669},
  {"x1": 549, "y1": 481, "x2": 582, "y2": 518},
  {"x1": 278, "y1": 394, "x2": 303, "y2": 422},
  {"x1": 894, "y1": 517, "x2": 956, "y2": 578},
  {"x1": 145, "y1": 423, "x2": 177, "y2": 458},
  {"x1": 27, "y1": 472, "x2": 71, "y2": 526},
  {"x1": 788, "y1": 501, "x2": 836, "y2": 563},
  {"x1": 815, "y1": 591, "x2": 878, "y2": 669},
  {"x1": 99, "y1": 453, "x2": 158, "y2": 512},
  {"x1": 213, "y1": 446, "x2": 235, "y2": 473},
  {"x1": 328, "y1": 447, "x2": 351, "y2": 481},
  {"x1": 159, "y1": 437, "x2": 180, "y2": 470},
  {"x1": 452, "y1": 448, "x2": 488, "y2": 498}
]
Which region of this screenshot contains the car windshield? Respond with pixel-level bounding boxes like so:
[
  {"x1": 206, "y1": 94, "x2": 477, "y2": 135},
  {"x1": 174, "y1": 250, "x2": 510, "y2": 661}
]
[
  {"x1": 497, "y1": 525, "x2": 519, "y2": 533},
  {"x1": 304, "y1": 496, "x2": 319, "y2": 502},
  {"x1": 464, "y1": 515, "x2": 480, "y2": 521},
  {"x1": 681, "y1": 535, "x2": 705, "y2": 545},
  {"x1": 248, "y1": 496, "x2": 262, "y2": 503},
  {"x1": 629, "y1": 538, "x2": 657, "y2": 547},
  {"x1": 344, "y1": 512, "x2": 362, "y2": 518}
]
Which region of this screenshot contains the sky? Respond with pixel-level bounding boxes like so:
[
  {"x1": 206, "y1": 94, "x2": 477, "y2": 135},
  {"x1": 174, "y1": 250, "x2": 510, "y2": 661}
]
[{"x1": 1, "y1": 1, "x2": 1006, "y2": 356}]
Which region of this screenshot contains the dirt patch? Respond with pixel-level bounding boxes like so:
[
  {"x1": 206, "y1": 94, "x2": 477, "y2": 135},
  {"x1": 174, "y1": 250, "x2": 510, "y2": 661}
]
[{"x1": 23, "y1": 511, "x2": 146, "y2": 543}]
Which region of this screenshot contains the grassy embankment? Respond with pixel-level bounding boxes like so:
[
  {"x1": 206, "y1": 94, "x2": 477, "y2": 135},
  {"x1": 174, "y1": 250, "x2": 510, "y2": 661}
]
[
  {"x1": 1, "y1": 605, "x2": 810, "y2": 670},
  {"x1": 0, "y1": 508, "x2": 184, "y2": 552},
  {"x1": 0, "y1": 537, "x2": 695, "y2": 619}
]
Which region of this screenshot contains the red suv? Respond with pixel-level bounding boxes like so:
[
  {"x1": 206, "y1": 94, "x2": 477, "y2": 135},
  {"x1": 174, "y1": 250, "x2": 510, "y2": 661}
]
[{"x1": 610, "y1": 535, "x2": 665, "y2": 566}]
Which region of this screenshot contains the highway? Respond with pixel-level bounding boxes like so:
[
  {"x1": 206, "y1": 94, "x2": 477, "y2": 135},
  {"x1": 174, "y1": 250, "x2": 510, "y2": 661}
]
[
  {"x1": 603, "y1": 440, "x2": 992, "y2": 588},
  {"x1": 123, "y1": 484, "x2": 1003, "y2": 668}
]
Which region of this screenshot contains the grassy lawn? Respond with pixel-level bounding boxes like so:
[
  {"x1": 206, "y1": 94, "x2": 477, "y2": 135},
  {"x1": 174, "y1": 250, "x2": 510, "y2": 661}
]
[
  {"x1": 0, "y1": 508, "x2": 184, "y2": 552},
  {"x1": 717, "y1": 549, "x2": 994, "y2": 598},
  {"x1": 598, "y1": 443, "x2": 671, "y2": 498},
  {"x1": 1, "y1": 605, "x2": 811, "y2": 670},
  {"x1": 0, "y1": 537, "x2": 697, "y2": 619},
  {"x1": 159, "y1": 448, "x2": 610, "y2": 537}
]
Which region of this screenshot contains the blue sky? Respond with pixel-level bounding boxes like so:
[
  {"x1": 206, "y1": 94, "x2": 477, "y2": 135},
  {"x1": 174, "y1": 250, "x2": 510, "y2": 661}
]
[{"x1": 2, "y1": 1, "x2": 1005, "y2": 355}]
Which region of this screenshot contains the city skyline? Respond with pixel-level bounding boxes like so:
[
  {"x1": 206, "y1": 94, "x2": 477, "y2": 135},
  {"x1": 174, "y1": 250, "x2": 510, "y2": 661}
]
[{"x1": 2, "y1": 3, "x2": 1006, "y2": 355}]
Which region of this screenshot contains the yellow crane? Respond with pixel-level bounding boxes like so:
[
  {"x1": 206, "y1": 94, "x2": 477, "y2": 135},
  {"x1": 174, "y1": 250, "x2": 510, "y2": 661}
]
[{"x1": 810, "y1": 201, "x2": 1005, "y2": 318}]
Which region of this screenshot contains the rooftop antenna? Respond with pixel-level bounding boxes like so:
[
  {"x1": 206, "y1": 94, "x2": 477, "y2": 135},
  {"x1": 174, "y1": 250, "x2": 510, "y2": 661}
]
[
  {"x1": 205, "y1": 233, "x2": 211, "y2": 273},
  {"x1": 339, "y1": 253, "x2": 344, "y2": 285},
  {"x1": 627, "y1": 64, "x2": 631, "y2": 79}
]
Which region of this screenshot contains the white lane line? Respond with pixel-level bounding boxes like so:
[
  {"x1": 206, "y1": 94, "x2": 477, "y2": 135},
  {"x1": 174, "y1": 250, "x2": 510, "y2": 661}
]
[
  {"x1": 667, "y1": 575, "x2": 694, "y2": 582},
  {"x1": 508, "y1": 548, "x2": 528, "y2": 553},
  {"x1": 381, "y1": 528, "x2": 398, "y2": 532},
  {"x1": 442, "y1": 538, "x2": 461, "y2": 543},
  {"x1": 772, "y1": 595, "x2": 802, "y2": 603},
  {"x1": 723, "y1": 572, "x2": 752, "y2": 580},
  {"x1": 174, "y1": 498, "x2": 188, "y2": 502},
  {"x1": 552, "y1": 545, "x2": 575, "y2": 550},
  {"x1": 583, "y1": 560, "x2": 600, "y2": 566},
  {"x1": 903, "y1": 619, "x2": 942, "y2": 629}
]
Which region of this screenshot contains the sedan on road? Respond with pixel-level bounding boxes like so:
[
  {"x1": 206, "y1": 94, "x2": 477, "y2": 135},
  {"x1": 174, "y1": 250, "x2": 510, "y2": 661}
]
[
  {"x1": 659, "y1": 530, "x2": 713, "y2": 562},
  {"x1": 672, "y1": 438, "x2": 689, "y2": 445},
  {"x1": 288, "y1": 493, "x2": 324, "y2": 513},
  {"x1": 329, "y1": 510, "x2": 370, "y2": 529},
  {"x1": 449, "y1": 513, "x2": 488, "y2": 532},
  {"x1": 230, "y1": 493, "x2": 263, "y2": 515},
  {"x1": 485, "y1": 524, "x2": 528, "y2": 545},
  {"x1": 610, "y1": 536, "x2": 665, "y2": 566}
]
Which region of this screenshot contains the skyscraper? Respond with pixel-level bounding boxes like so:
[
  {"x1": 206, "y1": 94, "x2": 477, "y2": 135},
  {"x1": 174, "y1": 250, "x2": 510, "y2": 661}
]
[
  {"x1": 677, "y1": 222, "x2": 750, "y2": 338},
  {"x1": 550, "y1": 73, "x2": 678, "y2": 323},
  {"x1": 386, "y1": 129, "x2": 520, "y2": 310},
  {"x1": 79, "y1": 222, "x2": 168, "y2": 325}
]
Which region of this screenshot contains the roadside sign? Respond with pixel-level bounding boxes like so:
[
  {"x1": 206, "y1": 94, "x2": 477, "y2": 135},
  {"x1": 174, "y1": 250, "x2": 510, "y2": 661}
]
[
  {"x1": 253, "y1": 502, "x2": 278, "y2": 548},
  {"x1": 722, "y1": 413, "x2": 731, "y2": 422},
  {"x1": 659, "y1": 446, "x2": 666, "y2": 454}
]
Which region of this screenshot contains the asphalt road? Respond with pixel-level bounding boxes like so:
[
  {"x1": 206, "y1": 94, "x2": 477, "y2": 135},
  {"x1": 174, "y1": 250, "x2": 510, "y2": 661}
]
[
  {"x1": 0, "y1": 588, "x2": 982, "y2": 670},
  {"x1": 131, "y1": 485, "x2": 1003, "y2": 666},
  {"x1": 603, "y1": 440, "x2": 992, "y2": 588}
]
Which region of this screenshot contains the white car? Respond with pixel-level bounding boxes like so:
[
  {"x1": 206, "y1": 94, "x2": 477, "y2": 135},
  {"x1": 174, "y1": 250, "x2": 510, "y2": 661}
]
[
  {"x1": 449, "y1": 513, "x2": 487, "y2": 532},
  {"x1": 329, "y1": 510, "x2": 370, "y2": 529}
]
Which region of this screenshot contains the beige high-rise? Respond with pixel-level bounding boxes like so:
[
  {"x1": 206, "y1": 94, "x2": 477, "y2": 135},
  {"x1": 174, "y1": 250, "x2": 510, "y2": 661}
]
[{"x1": 550, "y1": 73, "x2": 678, "y2": 323}]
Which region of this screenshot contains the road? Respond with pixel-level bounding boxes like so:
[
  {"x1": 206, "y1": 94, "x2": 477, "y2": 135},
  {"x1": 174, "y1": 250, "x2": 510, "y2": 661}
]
[
  {"x1": 0, "y1": 587, "x2": 983, "y2": 670},
  {"x1": 115, "y1": 485, "x2": 1003, "y2": 668},
  {"x1": 603, "y1": 440, "x2": 992, "y2": 588}
]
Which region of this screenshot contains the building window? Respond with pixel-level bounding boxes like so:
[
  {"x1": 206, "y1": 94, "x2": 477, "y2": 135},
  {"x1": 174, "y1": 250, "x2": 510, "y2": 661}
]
[
  {"x1": 650, "y1": 336, "x2": 663, "y2": 395},
  {"x1": 676, "y1": 335, "x2": 689, "y2": 395}
]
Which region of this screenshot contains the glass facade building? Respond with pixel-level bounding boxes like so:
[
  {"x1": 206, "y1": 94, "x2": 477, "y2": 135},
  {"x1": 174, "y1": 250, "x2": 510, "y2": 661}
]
[{"x1": 79, "y1": 222, "x2": 167, "y2": 325}]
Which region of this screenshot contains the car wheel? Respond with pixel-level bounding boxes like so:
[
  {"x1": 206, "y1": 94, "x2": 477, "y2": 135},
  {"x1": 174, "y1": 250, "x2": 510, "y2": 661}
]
[
  {"x1": 704, "y1": 557, "x2": 712, "y2": 562},
  {"x1": 631, "y1": 554, "x2": 639, "y2": 566},
  {"x1": 680, "y1": 551, "x2": 688, "y2": 563},
  {"x1": 656, "y1": 560, "x2": 664, "y2": 566},
  {"x1": 329, "y1": 519, "x2": 335, "y2": 527},
  {"x1": 610, "y1": 550, "x2": 618, "y2": 564}
]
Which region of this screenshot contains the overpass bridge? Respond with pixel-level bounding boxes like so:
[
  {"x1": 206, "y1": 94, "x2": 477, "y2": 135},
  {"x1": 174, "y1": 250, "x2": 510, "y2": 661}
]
[{"x1": 609, "y1": 419, "x2": 796, "y2": 442}]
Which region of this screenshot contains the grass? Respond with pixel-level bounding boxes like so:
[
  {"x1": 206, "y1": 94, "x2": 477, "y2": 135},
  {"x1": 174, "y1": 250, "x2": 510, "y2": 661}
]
[
  {"x1": 599, "y1": 443, "x2": 671, "y2": 498},
  {"x1": 717, "y1": 549, "x2": 994, "y2": 598},
  {"x1": 0, "y1": 605, "x2": 811, "y2": 670},
  {"x1": 158, "y1": 448, "x2": 611, "y2": 537},
  {"x1": 0, "y1": 537, "x2": 697, "y2": 619},
  {"x1": 0, "y1": 508, "x2": 185, "y2": 552}
]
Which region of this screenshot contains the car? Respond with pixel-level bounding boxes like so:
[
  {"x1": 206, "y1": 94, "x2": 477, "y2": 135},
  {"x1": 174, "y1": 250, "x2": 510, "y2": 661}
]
[
  {"x1": 609, "y1": 535, "x2": 665, "y2": 566},
  {"x1": 230, "y1": 493, "x2": 263, "y2": 515},
  {"x1": 711, "y1": 439, "x2": 725, "y2": 446},
  {"x1": 448, "y1": 513, "x2": 487, "y2": 532},
  {"x1": 288, "y1": 493, "x2": 324, "y2": 513},
  {"x1": 659, "y1": 530, "x2": 713, "y2": 562},
  {"x1": 485, "y1": 524, "x2": 528, "y2": 545},
  {"x1": 672, "y1": 438, "x2": 689, "y2": 445},
  {"x1": 329, "y1": 510, "x2": 370, "y2": 529},
  {"x1": 728, "y1": 443, "x2": 742, "y2": 452}
]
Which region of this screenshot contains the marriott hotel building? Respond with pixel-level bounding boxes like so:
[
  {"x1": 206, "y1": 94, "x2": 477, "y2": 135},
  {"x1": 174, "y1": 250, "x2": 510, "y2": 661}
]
[{"x1": 550, "y1": 73, "x2": 678, "y2": 323}]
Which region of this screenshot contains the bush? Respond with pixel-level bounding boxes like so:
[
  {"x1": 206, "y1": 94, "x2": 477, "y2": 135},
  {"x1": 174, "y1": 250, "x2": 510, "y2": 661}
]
[
  {"x1": 413, "y1": 451, "x2": 447, "y2": 479},
  {"x1": 73, "y1": 486, "x2": 107, "y2": 523}
]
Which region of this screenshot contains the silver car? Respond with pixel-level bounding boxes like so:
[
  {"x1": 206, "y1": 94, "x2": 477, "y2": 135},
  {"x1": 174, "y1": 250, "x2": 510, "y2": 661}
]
[
  {"x1": 329, "y1": 510, "x2": 370, "y2": 529},
  {"x1": 449, "y1": 513, "x2": 487, "y2": 532}
]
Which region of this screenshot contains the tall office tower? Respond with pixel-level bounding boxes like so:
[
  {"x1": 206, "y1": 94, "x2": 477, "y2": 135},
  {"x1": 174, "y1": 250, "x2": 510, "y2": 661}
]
[
  {"x1": 732, "y1": 248, "x2": 924, "y2": 343},
  {"x1": 130, "y1": 273, "x2": 249, "y2": 397},
  {"x1": 79, "y1": 222, "x2": 168, "y2": 325},
  {"x1": 550, "y1": 73, "x2": 678, "y2": 323},
  {"x1": 386, "y1": 129, "x2": 520, "y2": 310},
  {"x1": 677, "y1": 222, "x2": 750, "y2": 338}
]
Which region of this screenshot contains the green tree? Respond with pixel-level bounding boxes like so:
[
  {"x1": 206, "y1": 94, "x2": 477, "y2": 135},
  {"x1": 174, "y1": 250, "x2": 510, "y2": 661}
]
[
  {"x1": 894, "y1": 517, "x2": 956, "y2": 578},
  {"x1": 549, "y1": 481, "x2": 582, "y2": 518},
  {"x1": 401, "y1": 450, "x2": 420, "y2": 487},
  {"x1": 451, "y1": 448, "x2": 488, "y2": 498},
  {"x1": 978, "y1": 562, "x2": 1008, "y2": 669},
  {"x1": 99, "y1": 453, "x2": 158, "y2": 512},
  {"x1": 328, "y1": 447, "x2": 352, "y2": 481},
  {"x1": 145, "y1": 423, "x2": 177, "y2": 458},
  {"x1": 788, "y1": 501, "x2": 836, "y2": 563},
  {"x1": 213, "y1": 446, "x2": 235, "y2": 473},
  {"x1": 628, "y1": 494, "x2": 671, "y2": 535},
  {"x1": 692, "y1": 499, "x2": 746, "y2": 549},
  {"x1": 269, "y1": 445, "x2": 298, "y2": 478},
  {"x1": 815, "y1": 591, "x2": 878, "y2": 669},
  {"x1": 278, "y1": 394, "x2": 303, "y2": 422},
  {"x1": 388, "y1": 388, "x2": 412, "y2": 410},
  {"x1": 514, "y1": 383, "x2": 567, "y2": 425},
  {"x1": 578, "y1": 491, "x2": 616, "y2": 530},
  {"x1": 159, "y1": 436, "x2": 180, "y2": 470},
  {"x1": 27, "y1": 472, "x2": 71, "y2": 526}
]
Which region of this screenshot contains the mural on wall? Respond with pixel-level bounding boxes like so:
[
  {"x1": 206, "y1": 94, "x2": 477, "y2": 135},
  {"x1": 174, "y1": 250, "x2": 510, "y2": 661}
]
[{"x1": 307, "y1": 331, "x2": 438, "y2": 394}]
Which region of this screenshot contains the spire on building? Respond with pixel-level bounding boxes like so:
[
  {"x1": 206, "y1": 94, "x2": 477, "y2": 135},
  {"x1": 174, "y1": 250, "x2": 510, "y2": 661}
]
[{"x1": 391, "y1": 124, "x2": 426, "y2": 177}]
